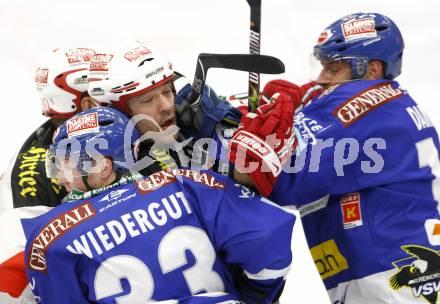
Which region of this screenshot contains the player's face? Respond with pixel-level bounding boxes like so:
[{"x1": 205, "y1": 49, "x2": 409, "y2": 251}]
[
  {"x1": 56, "y1": 166, "x2": 87, "y2": 192},
  {"x1": 316, "y1": 60, "x2": 353, "y2": 89},
  {"x1": 127, "y1": 82, "x2": 176, "y2": 134},
  {"x1": 58, "y1": 172, "x2": 105, "y2": 193},
  {"x1": 55, "y1": 157, "x2": 105, "y2": 192}
]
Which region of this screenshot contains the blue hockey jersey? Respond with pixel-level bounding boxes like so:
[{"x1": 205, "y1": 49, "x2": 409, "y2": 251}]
[
  {"x1": 270, "y1": 79, "x2": 440, "y2": 303},
  {"x1": 23, "y1": 169, "x2": 294, "y2": 304}
]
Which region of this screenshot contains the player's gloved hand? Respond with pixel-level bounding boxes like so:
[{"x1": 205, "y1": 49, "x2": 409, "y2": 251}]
[
  {"x1": 258, "y1": 79, "x2": 323, "y2": 109},
  {"x1": 174, "y1": 76, "x2": 242, "y2": 139},
  {"x1": 229, "y1": 92, "x2": 299, "y2": 196}
]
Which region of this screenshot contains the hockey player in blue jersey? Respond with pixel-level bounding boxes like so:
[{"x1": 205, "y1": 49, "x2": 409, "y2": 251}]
[
  {"x1": 24, "y1": 107, "x2": 294, "y2": 304},
  {"x1": 230, "y1": 12, "x2": 440, "y2": 303}
]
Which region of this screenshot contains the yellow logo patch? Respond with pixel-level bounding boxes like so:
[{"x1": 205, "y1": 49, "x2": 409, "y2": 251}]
[{"x1": 310, "y1": 239, "x2": 348, "y2": 280}]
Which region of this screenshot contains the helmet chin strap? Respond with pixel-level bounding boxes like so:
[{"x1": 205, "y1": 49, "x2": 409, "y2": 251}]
[
  {"x1": 81, "y1": 170, "x2": 124, "y2": 192},
  {"x1": 81, "y1": 175, "x2": 94, "y2": 192},
  {"x1": 114, "y1": 170, "x2": 124, "y2": 183}
]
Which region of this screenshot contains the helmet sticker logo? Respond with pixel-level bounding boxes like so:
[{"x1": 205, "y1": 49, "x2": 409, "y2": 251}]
[
  {"x1": 145, "y1": 66, "x2": 165, "y2": 79},
  {"x1": 74, "y1": 76, "x2": 89, "y2": 85},
  {"x1": 317, "y1": 29, "x2": 332, "y2": 45},
  {"x1": 89, "y1": 54, "x2": 114, "y2": 72},
  {"x1": 35, "y1": 68, "x2": 49, "y2": 86},
  {"x1": 89, "y1": 87, "x2": 105, "y2": 96},
  {"x1": 342, "y1": 17, "x2": 377, "y2": 41},
  {"x1": 65, "y1": 48, "x2": 96, "y2": 64},
  {"x1": 124, "y1": 46, "x2": 152, "y2": 62},
  {"x1": 86, "y1": 42, "x2": 174, "y2": 109},
  {"x1": 67, "y1": 112, "x2": 99, "y2": 138},
  {"x1": 110, "y1": 82, "x2": 140, "y2": 94}
]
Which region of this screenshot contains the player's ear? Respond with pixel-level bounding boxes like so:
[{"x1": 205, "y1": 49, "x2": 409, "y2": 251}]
[
  {"x1": 80, "y1": 95, "x2": 100, "y2": 111},
  {"x1": 365, "y1": 60, "x2": 384, "y2": 80},
  {"x1": 100, "y1": 158, "x2": 115, "y2": 179}
]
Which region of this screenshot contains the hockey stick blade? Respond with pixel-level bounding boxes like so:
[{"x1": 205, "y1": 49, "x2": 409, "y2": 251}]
[
  {"x1": 190, "y1": 53, "x2": 285, "y2": 107},
  {"x1": 199, "y1": 53, "x2": 282, "y2": 74}
]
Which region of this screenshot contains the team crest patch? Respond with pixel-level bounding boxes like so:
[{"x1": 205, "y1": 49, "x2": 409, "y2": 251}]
[
  {"x1": 390, "y1": 245, "x2": 440, "y2": 303},
  {"x1": 342, "y1": 17, "x2": 377, "y2": 41},
  {"x1": 67, "y1": 112, "x2": 99, "y2": 138},
  {"x1": 340, "y1": 193, "x2": 362, "y2": 229}
]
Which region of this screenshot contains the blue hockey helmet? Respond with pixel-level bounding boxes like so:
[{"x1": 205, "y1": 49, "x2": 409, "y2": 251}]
[
  {"x1": 47, "y1": 107, "x2": 140, "y2": 178},
  {"x1": 313, "y1": 13, "x2": 404, "y2": 80}
]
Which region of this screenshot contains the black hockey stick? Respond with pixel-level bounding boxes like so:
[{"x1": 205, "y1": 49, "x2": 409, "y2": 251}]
[
  {"x1": 189, "y1": 53, "x2": 284, "y2": 109},
  {"x1": 246, "y1": 0, "x2": 262, "y2": 112},
  {"x1": 177, "y1": 53, "x2": 284, "y2": 129}
]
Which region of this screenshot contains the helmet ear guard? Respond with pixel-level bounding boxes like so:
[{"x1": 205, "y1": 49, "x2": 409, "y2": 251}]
[
  {"x1": 349, "y1": 57, "x2": 369, "y2": 79},
  {"x1": 313, "y1": 13, "x2": 404, "y2": 80}
]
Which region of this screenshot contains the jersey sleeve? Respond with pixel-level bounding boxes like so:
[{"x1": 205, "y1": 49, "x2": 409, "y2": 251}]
[
  {"x1": 270, "y1": 125, "x2": 347, "y2": 207},
  {"x1": 270, "y1": 80, "x2": 430, "y2": 209}
]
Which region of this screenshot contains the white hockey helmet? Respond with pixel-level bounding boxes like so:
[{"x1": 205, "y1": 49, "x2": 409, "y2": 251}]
[
  {"x1": 87, "y1": 41, "x2": 174, "y2": 115},
  {"x1": 36, "y1": 47, "x2": 96, "y2": 118}
]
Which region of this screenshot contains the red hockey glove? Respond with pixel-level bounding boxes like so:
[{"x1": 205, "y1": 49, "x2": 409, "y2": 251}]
[
  {"x1": 229, "y1": 92, "x2": 298, "y2": 196},
  {"x1": 258, "y1": 79, "x2": 323, "y2": 109}
]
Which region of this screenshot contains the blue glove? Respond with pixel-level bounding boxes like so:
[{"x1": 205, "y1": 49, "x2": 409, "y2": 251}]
[{"x1": 175, "y1": 82, "x2": 242, "y2": 139}]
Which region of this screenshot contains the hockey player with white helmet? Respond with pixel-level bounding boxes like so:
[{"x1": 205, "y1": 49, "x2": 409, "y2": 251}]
[
  {"x1": 88, "y1": 43, "x2": 175, "y2": 130},
  {"x1": 36, "y1": 47, "x2": 100, "y2": 121},
  {"x1": 0, "y1": 46, "x2": 101, "y2": 302},
  {"x1": 88, "y1": 40, "x2": 242, "y2": 175}
]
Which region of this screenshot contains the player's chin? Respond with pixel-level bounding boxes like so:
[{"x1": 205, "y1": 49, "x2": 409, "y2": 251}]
[
  {"x1": 160, "y1": 117, "x2": 176, "y2": 131},
  {"x1": 61, "y1": 183, "x2": 72, "y2": 193}
]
